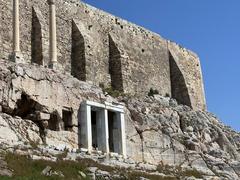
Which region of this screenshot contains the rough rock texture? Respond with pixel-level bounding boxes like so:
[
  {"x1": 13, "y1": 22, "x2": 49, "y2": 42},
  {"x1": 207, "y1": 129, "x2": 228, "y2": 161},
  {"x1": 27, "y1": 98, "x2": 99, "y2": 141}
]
[
  {"x1": 0, "y1": 0, "x2": 205, "y2": 110},
  {"x1": 0, "y1": 59, "x2": 239, "y2": 179},
  {"x1": 0, "y1": 156, "x2": 12, "y2": 177},
  {"x1": 0, "y1": 113, "x2": 42, "y2": 146},
  {"x1": 125, "y1": 96, "x2": 240, "y2": 179},
  {"x1": 0, "y1": 59, "x2": 108, "y2": 149}
]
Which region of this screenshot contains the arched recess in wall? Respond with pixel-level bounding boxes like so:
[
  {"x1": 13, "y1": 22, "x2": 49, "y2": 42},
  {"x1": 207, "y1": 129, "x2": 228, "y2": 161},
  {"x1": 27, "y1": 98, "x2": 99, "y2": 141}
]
[
  {"x1": 108, "y1": 34, "x2": 124, "y2": 92},
  {"x1": 71, "y1": 20, "x2": 86, "y2": 81},
  {"x1": 169, "y1": 51, "x2": 192, "y2": 107},
  {"x1": 31, "y1": 7, "x2": 43, "y2": 65}
]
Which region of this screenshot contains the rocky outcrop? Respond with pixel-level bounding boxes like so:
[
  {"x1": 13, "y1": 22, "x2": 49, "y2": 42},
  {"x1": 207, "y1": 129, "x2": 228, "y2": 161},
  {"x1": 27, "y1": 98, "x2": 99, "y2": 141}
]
[
  {"x1": 0, "y1": 59, "x2": 239, "y2": 179},
  {"x1": 0, "y1": 59, "x2": 108, "y2": 149},
  {"x1": 125, "y1": 96, "x2": 240, "y2": 179},
  {"x1": 0, "y1": 113, "x2": 42, "y2": 147}
]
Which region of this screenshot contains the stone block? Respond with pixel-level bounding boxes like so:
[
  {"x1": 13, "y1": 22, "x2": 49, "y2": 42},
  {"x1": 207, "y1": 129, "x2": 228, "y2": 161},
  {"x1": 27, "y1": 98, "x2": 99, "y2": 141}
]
[{"x1": 37, "y1": 112, "x2": 50, "y2": 121}]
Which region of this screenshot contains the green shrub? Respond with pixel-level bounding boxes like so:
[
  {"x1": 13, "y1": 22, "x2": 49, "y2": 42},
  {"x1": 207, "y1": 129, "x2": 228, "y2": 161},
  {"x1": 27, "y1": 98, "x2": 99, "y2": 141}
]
[
  {"x1": 165, "y1": 93, "x2": 170, "y2": 97},
  {"x1": 102, "y1": 86, "x2": 123, "y2": 98}
]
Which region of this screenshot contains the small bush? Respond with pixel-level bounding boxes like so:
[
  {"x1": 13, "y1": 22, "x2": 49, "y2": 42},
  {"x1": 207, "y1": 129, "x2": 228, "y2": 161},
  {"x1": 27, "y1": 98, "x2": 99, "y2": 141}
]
[
  {"x1": 148, "y1": 88, "x2": 159, "y2": 97},
  {"x1": 99, "y1": 83, "x2": 133, "y2": 98},
  {"x1": 165, "y1": 93, "x2": 170, "y2": 97},
  {"x1": 102, "y1": 86, "x2": 123, "y2": 98}
]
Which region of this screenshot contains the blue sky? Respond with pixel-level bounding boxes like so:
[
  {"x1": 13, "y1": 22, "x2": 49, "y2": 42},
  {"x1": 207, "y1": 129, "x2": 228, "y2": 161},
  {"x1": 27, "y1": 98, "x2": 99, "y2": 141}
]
[{"x1": 82, "y1": 0, "x2": 240, "y2": 131}]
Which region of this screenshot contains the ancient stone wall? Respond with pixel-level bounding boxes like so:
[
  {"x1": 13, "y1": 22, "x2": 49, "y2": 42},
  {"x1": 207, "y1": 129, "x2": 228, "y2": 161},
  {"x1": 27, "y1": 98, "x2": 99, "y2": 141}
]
[
  {"x1": 0, "y1": 0, "x2": 13, "y2": 61},
  {"x1": 0, "y1": 0, "x2": 206, "y2": 110},
  {"x1": 168, "y1": 42, "x2": 206, "y2": 110}
]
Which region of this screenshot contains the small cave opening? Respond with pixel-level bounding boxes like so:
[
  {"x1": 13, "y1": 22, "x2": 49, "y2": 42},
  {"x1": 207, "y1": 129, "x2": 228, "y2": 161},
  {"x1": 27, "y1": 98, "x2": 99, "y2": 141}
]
[
  {"x1": 13, "y1": 93, "x2": 39, "y2": 120},
  {"x1": 48, "y1": 109, "x2": 73, "y2": 132},
  {"x1": 62, "y1": 109, "x2": 73, "y2": 131},
  {"x1": 108, "y1": 110, "x2": 122, "y2": 154},
  {"x1": 108, "y1": 111, "x2": 115, "y2": 152},
  {"x1": 48, "y1": 111, "x2": 61, "y2": 131},
  {"x1": 9, "y1": 93, "x2": 74, "y2": 134},
  {"x1": 91, "y1": 110, "x2": 98, "y2": 149},
  {"x1": 11, "y1": 93, "x2": 50, "y2": 143}
]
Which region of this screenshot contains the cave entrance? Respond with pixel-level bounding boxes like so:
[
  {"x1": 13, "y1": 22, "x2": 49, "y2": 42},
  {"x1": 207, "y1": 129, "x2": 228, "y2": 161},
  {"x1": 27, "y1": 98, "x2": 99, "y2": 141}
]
[
  {"x1": 91, "y1": 110, "x2": 97, "y2": 149},
  {"x1": 108, "y1": 111, "x2": 122, "y2": 154},
  {"x1": 79, "y1": 101, "x2": 126, "y2": 157},
  {"x1": 80, "y1": 102, "x2": 108, "y2": 153},
  {"x1": 62, "y1": 109, "x2": 73, "y2": 131},
  {"x1": 90, "y1": 107, "x2": 107, "y2": 151},
  {"x1": 13, "y1": 93, "x2": 39, "y2": 120},
  {"x1": 48, "y1": 113, "x2": 60, "y2": 131}
]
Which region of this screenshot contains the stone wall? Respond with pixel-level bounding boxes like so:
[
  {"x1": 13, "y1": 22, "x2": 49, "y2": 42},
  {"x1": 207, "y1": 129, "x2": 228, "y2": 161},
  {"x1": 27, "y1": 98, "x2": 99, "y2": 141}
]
[
  {"x1": 168, "y1": 42, "x2": 206, "y2": 110},
  {"x1": 0, "y1": 0, "x2": 13, "y2": 61},
  {"x1": 0, "y1": 0, "x2": 206, "y2": 110}
]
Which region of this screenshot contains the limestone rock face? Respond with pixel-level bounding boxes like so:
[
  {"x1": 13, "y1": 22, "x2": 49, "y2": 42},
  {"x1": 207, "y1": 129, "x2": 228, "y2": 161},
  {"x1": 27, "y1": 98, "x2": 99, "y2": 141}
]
[
  {"x1": 0, "y1": 59, "x2": 107, "y2": 149},
  {"x1": 0, "y1": 60, "x2": 239, "y2": 179},
  {"x1": 0, "y1": 113, "x2": 42, "y2": 147},
  {"x1": 125, "y1": 95, "x2": 240, "y2": 179}
]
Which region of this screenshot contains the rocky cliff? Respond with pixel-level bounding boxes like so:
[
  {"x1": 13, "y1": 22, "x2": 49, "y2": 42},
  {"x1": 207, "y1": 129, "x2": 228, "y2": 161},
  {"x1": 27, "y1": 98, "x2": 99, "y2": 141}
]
[{"x1": 0, "y1": 59, "x2": 239, "y2": 179}]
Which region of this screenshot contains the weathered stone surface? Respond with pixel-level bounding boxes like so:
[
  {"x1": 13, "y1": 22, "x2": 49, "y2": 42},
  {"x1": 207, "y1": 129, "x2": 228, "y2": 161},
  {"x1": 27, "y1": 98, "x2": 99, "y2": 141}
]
[
  {"x1": 168, "y1": 42, "x2": 206, "y2": 110},
  {"x1": 0, "y1": 157, "x2": 12, "y2": 177},
  {"x1": 0, "y1": 113, "x2": 42, "y2": 146},
  {"x1": 124, "y1": 96, "x2": 240, "y2": 179},
  {"x1": 41, "y1": 166, "x2": 52, "y2": 176},
  {"x1": 0, "y1": 60, "x2": 105, "y2": 148},
  {"x1": 41, "y1": 166, "x2": 64, "y2": 177},
  {"x1": 46, "y1": 130, "x2": 79, "y2": 150}
]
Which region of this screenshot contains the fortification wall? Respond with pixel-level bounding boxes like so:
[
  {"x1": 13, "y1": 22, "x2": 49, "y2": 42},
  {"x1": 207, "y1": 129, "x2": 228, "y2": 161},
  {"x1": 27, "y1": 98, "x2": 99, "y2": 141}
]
[
  {"x1": 0, "y1": 0, "x2": 206, "y2": 110},
  {"x1": 168, "y1": 42, "x2": 206, "y2": 111},
  {"x1": 0, "y1": 0, "x2": 171, "y2": 96}
]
